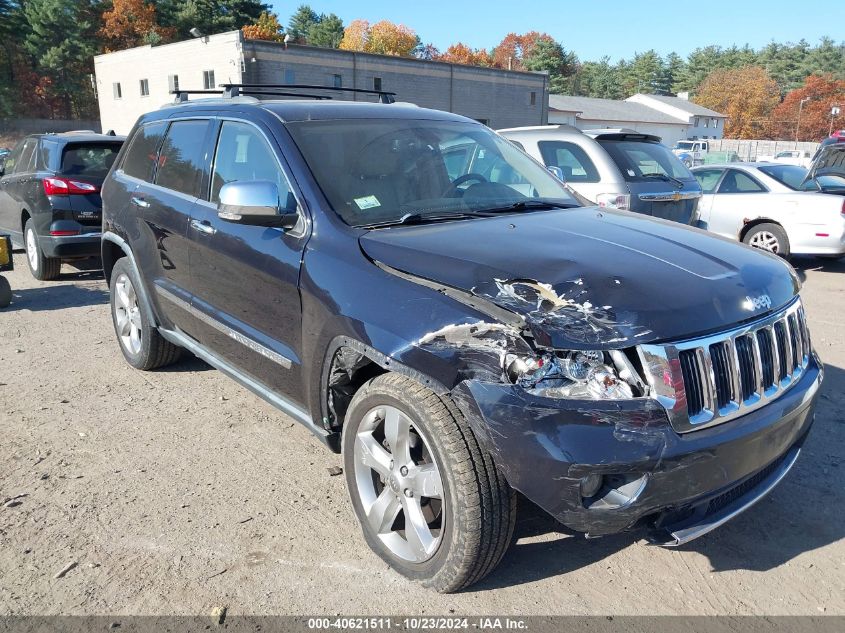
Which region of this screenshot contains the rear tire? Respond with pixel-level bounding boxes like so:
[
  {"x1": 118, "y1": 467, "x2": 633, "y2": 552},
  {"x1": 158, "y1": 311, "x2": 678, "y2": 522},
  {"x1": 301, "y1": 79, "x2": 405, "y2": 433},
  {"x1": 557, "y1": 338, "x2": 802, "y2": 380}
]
[
  {"x1": 0, "y1": 275, "x2": 11, "y2": 308},
  {"x1": 109, "y1": 258, "x2": 182, "y2": 370},
  {"x1": 743, "y1": 223, "x2": 791, "y2": 259},
  {"x1": 24, "y1": 219, "x2": 60, "y2": 281},
  {"x1": 343, "y1": 373, "x2": 516, "y2": 593}
]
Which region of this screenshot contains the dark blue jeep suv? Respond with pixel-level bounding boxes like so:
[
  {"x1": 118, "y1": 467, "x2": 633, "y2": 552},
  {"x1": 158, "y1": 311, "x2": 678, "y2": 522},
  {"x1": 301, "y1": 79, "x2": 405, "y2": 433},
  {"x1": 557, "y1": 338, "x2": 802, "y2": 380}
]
[{"x1": 100, "y1": 89, "x2": 822, "y2": 592}]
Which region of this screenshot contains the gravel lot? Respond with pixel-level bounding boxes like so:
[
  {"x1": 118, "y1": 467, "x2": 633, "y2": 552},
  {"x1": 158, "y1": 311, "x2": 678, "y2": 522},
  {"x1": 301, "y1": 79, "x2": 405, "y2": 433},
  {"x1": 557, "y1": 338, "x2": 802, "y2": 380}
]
[{"x1": 1, "y1": 251, "x2": 843, "y2": 616}]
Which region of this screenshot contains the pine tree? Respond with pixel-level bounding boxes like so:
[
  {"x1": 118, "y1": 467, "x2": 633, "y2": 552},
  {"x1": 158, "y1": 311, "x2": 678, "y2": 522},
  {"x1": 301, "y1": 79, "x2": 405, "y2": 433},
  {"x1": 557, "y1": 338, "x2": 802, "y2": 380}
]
[
  {"x1": 307, "y1": 13, "x2": 344, "y2": 48},
  {"x1": 287, "y1": 4, "x2": 319, "y2": 43}
]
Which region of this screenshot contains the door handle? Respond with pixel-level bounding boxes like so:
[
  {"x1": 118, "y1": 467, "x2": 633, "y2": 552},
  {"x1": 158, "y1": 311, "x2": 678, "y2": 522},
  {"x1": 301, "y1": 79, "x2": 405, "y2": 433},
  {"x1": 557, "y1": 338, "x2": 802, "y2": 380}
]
[
  {"x1": 190, "y1": 219, "x2": 217, "y2": 235},
  {"x1": 131, "y1": 196, "x2": 150, "y2": 209}
]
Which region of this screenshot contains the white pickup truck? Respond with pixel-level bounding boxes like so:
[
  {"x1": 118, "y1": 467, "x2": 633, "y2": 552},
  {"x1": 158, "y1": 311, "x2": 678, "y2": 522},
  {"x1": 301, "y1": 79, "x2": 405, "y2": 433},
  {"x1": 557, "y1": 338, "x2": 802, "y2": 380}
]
[
  {"x1": 672, "y1": 140, "x2": 709, "y2": 167},
  {"x1": 756, "y1": 149, "x2": 813, "y2": 169}
]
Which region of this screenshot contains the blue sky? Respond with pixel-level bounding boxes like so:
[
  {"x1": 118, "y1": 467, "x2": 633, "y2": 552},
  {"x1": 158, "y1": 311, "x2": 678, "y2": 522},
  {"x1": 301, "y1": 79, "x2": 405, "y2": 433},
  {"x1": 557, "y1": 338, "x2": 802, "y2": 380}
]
[{"x1": 269, "y1": 0, "x2": 844, "y2": 61}]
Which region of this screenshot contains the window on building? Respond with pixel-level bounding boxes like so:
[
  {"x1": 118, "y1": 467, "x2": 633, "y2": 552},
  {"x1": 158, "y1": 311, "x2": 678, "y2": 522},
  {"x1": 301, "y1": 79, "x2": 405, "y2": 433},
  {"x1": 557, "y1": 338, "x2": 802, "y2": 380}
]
[
  {"x1": 712, "y1": 118, "x2": 718, "y2": 128},
  {"x1": 704, "y1": 118, "x2": 710, "y2": 128},
  {"x1": 113, "y1": 82, "x2": 122, "y2": 99},
  {"x1": 373, "y1": 77, "x2": 382, "y2": 92},
  {"x1": 168, "y1": 75, "x2": 179, "y2": 93},
  {"x1": 529, "y1": 91, "x2": 536, "y2": 106},
  {"x1": 122, "y1": 121, "x2": 168, "y2": 182},
  {"x1": 203, "y1": 70, "x2": 215, "y2": 90},
  {"x1": 694, "y1": 117, "x2": 699, "y2": 127},
  {"x1": 284, "y1": 69, "x2": 295, "y2": 84},
  {"x1": 139, "y1": 79, "x2": 149, "y2": 97},
  {"x1": 155, "y1": 120, "x2": 209, "y2": 197},
  {"x1": 474, "y1": 118, "x2": 490, "y2": 126},
  {"x1": 332, "y1": 74, "x2": 342, "y2": 88}
]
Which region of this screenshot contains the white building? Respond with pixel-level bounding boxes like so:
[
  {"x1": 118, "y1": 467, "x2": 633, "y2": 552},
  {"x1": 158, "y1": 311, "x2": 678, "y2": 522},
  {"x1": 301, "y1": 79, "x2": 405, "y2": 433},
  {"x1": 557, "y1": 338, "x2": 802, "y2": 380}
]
[{"x1": 547, "y1": 93, "x2": 727, "y2": 147}]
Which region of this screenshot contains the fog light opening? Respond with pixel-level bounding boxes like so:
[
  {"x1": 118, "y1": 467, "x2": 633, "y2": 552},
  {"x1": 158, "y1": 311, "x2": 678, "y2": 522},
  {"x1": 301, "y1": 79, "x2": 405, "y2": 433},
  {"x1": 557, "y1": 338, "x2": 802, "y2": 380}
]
[{"x1": 579, "y1": 474, "x2": 604, "y2": 499}]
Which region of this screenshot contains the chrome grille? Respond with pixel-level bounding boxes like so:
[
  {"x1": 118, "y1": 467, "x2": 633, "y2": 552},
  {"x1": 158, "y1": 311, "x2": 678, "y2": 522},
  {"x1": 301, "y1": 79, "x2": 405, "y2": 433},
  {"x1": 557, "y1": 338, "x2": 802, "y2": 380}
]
[{"x1": 639, "y1": 299, "x2": 810, "y2": 433}]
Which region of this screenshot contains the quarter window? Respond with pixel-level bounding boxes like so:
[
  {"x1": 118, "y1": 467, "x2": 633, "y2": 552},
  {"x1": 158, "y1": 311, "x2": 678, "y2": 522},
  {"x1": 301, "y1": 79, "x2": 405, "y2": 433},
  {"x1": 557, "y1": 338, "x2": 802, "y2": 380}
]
[
  {"x1": 154, "y1": 120, "x2": 209, "y2": 197},
  {"x1": 210, "y1": 121, "x2": 295, "y2": 211},
  {"x1": 122, "y1": 121, "x2": 168, "y2": 182},
  {"x1": 538, "y1": 141, "x2": 600, "y2": 183}
]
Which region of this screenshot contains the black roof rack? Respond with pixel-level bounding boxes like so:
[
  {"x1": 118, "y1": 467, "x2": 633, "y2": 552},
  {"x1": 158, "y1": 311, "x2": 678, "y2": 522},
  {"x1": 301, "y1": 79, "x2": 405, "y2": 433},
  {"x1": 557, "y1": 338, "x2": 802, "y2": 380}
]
[
  {"x1": 170, "y1": 88, "x2": 332, "y2": 102},
  {"x1": 221, "y1": 83, "x2": 396, "y2": 104}
]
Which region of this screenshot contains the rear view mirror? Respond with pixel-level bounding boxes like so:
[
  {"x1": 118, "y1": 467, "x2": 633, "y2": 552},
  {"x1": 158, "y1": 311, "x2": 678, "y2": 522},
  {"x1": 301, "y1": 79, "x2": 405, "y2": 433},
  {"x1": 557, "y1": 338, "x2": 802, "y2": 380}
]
[{"x1": 217, "y1": 180, "x2": 298, "y2": 229}]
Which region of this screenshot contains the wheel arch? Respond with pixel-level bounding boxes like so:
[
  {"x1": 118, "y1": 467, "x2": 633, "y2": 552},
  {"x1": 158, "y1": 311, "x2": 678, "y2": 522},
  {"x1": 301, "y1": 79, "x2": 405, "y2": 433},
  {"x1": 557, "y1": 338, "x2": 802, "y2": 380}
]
[
  {"x1": 20, "y1": 208, "x2": 30, "y2": 234},
  {"x1": 101, "y1": 231, "x2": 158, "y2": 327},
  {"x1": 739, "y1": 217, "x2": 783, "y2": 243},
  {"x1": 319, "y1": 336, "x2": 449, "y2": 453}
]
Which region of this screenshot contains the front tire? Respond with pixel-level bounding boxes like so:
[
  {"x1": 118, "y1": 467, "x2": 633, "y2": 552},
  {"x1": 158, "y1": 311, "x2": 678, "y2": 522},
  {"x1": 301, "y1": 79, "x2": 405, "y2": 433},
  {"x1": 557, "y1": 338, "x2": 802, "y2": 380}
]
[
  {"x1": 743, "y1": 223, "x2": 791, "y2": 258},
  {"x1": 24, "y1": 219, "x2": 60, "y2": 281},
  {"x1": 109, "y1": 258, "x2": 181, "y2": 370},
  {"x1": 343, "y1": 373, "x2": 515, "y2": 593},
  {"x1": 0, "y1": 275, "x2": 11, "y2": 308}
]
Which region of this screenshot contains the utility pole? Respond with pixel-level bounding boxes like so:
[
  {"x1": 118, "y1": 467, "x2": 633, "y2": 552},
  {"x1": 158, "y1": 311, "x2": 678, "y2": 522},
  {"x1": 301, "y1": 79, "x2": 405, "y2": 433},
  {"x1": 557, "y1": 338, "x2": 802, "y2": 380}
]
[{"x1": 795, "y1": 97, "x2": 810, "y2": 142}]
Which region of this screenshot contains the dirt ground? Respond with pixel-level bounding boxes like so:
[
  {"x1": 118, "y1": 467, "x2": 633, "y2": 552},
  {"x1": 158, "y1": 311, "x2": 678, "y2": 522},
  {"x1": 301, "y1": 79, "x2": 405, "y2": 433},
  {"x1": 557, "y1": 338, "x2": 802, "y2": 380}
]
[{"x1": 1, "y1": 251, "x2": 843, "y2": 616}]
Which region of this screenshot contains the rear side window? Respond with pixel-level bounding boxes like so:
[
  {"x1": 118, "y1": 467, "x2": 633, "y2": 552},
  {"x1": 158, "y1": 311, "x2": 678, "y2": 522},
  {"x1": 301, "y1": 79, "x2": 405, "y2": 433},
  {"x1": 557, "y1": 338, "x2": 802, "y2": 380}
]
[
  {"x1": 12, "y1": 138, "x2": 38, "y2": 174},
  {"x1": 718, "y1": 170, "x2": 766, "y2": 194},
  {"x1": 60, "y1": 143, "x2": 122, "y2": 178},
  {"x1": 154, "y1": 120, "x2": 209, "y2": 197},
  {"x1": 122, "y1": 122, "x2": 167, "y2": 182},
  {"x1": 210, "y1": 121, "x2": 295, "y2": 209},
  {"x1": 538, "y1": 141, "x2": 600, "y2": 183}
]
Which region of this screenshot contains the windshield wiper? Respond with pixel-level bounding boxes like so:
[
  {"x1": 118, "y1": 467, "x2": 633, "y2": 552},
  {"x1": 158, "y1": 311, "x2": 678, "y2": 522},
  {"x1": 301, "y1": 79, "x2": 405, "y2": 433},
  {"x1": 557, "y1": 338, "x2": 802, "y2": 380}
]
[
  {"x1": 360, "y1": 211, "x2": 492, "y2": 229},
  {"x1": 471, "y1": 199, "x2": 579, "y2": 214},
  {"x1": 642, "y1": 173, "x2": 686, "y2": 189}
]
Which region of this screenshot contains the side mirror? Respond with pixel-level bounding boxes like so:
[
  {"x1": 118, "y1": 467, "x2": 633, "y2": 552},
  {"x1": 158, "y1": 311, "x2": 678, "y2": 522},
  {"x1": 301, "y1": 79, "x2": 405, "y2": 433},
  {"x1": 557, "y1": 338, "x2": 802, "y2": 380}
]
[
  {"x1": 217, "y1": 180, "x2": 299, "y2": 229},
  {"x1": 547, "y1": 165, "x2": 566, "y2": 183}
]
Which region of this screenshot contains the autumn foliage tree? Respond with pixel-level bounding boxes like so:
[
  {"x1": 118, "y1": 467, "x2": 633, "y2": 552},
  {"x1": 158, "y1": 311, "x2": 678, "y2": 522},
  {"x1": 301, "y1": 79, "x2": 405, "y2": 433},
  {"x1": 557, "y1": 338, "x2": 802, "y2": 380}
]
[
  {"x1": 767, "y1": 74, "x2": 845, "y2": 141},
  {"x1": 438, "y1": 43, "x2": 491, "y2": 66},
  {"x1": 694, "y1": 66, "x2": 781, "y2": 138},
  {"x1": 491, "y1": 32, "x2": 556, "y2": 70},
  {"x1": 339, "y1": 19, "x2": 417, "y2": 56},
  {"x1": 242, "y1": 11, "x2": 284, "y2": 42},
  {"x1": 99, "y1": 0, "x2": 174, "y2": 51}
]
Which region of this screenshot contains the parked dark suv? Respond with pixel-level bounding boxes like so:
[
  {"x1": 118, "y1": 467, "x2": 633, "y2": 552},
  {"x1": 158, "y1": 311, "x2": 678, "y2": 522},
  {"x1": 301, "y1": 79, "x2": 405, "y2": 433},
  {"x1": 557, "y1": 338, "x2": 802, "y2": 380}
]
[
  {"x1": 101, "y1": 87, "x2": 822, "y2": 592},
  {"x1": 0, "y1": 132, "x2": 124, "y2": 280}
]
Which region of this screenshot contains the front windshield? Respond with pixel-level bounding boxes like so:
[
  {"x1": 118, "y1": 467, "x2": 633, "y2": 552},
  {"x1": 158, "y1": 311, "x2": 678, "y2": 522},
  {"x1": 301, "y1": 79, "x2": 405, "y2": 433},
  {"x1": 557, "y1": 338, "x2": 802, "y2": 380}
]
[
  {"x1": 285, "y1": 119, "x2": 579, "y2": 227},
  {"x1": 674, "y1": 141, "x2": 695, "y2": 151},
  {"x1": 597, "y1": 139, "x2": 695, "y2": 182},
  {"x1": 758, "y1": 164, "x2": 808, "y2": 190}
]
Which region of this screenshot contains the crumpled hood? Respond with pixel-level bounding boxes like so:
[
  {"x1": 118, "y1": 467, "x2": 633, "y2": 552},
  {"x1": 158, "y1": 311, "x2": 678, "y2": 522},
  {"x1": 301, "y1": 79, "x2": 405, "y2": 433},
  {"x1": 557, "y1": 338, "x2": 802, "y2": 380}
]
[{"x1": 359, "y1": 208, "x2": 799, "y2": 349}]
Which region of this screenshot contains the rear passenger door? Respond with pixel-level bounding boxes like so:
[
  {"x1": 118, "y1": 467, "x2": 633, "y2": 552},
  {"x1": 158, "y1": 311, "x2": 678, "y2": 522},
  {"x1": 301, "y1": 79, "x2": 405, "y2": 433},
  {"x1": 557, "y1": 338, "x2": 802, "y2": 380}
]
[
  {"x1": 187, "y1": 119, "x2": 308, "y2": 402},
  {"x1": 121, "y1": 118, "x2": 212, "y2": 333},
  {"x1": 0, "y1": 138, "x2": 38, "y2": 242}
]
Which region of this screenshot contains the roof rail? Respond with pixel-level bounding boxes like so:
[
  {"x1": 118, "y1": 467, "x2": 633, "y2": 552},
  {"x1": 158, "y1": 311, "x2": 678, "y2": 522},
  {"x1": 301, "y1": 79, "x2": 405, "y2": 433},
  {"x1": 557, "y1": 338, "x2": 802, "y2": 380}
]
[{"x1": 221, "y1": 83, "x2": 397, "y2": 104}]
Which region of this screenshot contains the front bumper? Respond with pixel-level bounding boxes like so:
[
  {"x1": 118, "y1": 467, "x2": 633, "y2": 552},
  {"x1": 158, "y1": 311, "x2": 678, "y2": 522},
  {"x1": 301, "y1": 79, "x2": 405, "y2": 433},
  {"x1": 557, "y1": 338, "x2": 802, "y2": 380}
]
[{"x1": 452, "y1": 353, "x2": 822, "y2": 539}]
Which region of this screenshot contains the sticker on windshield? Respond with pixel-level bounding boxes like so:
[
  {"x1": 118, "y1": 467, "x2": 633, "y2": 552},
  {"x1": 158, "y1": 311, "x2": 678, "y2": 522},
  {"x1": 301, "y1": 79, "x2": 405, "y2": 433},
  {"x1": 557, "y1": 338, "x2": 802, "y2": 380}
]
[{"x1": 354, "y1": 195, "x2": 381, "y2": 210}]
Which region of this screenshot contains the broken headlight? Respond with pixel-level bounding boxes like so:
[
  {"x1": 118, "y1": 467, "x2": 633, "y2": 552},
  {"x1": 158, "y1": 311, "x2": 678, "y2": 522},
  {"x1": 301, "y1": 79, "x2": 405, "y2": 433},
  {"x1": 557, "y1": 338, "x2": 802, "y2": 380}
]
[{"x1": 506, "y1": 350, "x2": 635, "y2": 400}]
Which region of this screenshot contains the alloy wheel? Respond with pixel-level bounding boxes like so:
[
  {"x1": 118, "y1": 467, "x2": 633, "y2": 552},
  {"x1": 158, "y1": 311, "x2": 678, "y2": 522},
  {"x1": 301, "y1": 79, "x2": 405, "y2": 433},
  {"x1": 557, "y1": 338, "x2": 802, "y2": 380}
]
[
  {"x1": 353, "y1": 405, "x2": 445, "y2": 563},
  {"x1": 113, "y1": 273, "x2": 143, "y2": 355},
  {"x1": 26, "y1": 229, "x2": 38, "y2": 271},
  {"x1": 749, "y1": 230, "x2": 780, "y2": 253}
]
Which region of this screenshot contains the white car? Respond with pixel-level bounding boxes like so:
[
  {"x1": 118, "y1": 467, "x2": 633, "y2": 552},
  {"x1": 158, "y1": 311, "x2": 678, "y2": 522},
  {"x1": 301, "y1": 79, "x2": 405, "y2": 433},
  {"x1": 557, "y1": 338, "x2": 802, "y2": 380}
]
[
  {"x1": 692, "y1": 163, "x2": 845, "y2": 258},
  {"x1": 756, "y1": 150, "x2": 813, "y2": 169}
]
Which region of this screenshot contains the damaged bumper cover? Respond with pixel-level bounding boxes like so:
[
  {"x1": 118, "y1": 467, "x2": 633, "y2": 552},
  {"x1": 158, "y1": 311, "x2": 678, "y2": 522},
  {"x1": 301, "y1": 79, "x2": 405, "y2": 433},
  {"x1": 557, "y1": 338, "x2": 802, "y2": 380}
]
[{"x1": 452, "y1": 354, "x2": 822, "y2": 539}]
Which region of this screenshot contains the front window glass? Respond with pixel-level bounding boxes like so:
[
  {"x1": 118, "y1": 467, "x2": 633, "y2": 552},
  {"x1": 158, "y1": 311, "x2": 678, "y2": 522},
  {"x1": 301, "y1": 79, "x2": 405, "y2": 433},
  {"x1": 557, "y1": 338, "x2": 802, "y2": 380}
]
[
  {"x1": 60, "y1": 143, "x2": 122, "y2": 178},
  {"x1": 598, "y1": 139, "x2": 694, "y2": 182},
  {"x1": 757, "y1": 165, "x2": 808, "y2": 191},
  {"x1": 538, "y1": 140, "x2": 600, "y2": 183},
  {"x1": 210, "y1": 121, "x2": 295, "y2": 210},
  {"x1": 674, "y1": 141, "x2": 695, "y2": 151},
  {"x1": 286, "y1": 119, "x2": 578, "y2": 227},
  {"x1": 155, "y1": 120, "x2": 209, "y2": 196}
]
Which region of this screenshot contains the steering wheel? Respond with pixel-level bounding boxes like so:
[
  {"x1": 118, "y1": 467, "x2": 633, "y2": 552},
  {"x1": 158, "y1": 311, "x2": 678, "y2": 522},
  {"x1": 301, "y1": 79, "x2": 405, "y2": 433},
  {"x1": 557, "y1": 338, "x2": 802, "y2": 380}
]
[{"x1": 442, "y1": 173, "x2": 487, "y2": 197}]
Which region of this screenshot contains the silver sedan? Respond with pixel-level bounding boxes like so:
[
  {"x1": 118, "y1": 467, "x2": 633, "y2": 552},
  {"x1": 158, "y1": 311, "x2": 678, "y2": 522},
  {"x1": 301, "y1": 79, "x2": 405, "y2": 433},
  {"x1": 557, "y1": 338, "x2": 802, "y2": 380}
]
[{"x1": 692, "y1": 163, "x2": 845, "y2": 258}]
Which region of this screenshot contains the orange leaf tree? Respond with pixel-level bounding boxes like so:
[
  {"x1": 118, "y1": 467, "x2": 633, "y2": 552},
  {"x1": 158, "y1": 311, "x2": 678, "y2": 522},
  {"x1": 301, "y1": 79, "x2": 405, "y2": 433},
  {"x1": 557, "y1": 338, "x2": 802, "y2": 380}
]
[
  {"x1": 99, "y1": 0, "x2": 174, "y2": 51},
  {"x1": 438, "y1": 43, "x2": 491, "y2": 66},
  {"x1": 339, "y1": 19, "x2": 417, "y2": 56},
  {"x1": 242, "y1": 11, "x2": 284, "y2": 43},
  {"x1": 491, "y1": 31, "x2": 556, "y2": 70},
  {"x1": 693, "y1": 66, "x2": 781, "y2": 139},
  {"x1": 767, "y1": 74, "x2": 845, "y2": 141}
]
